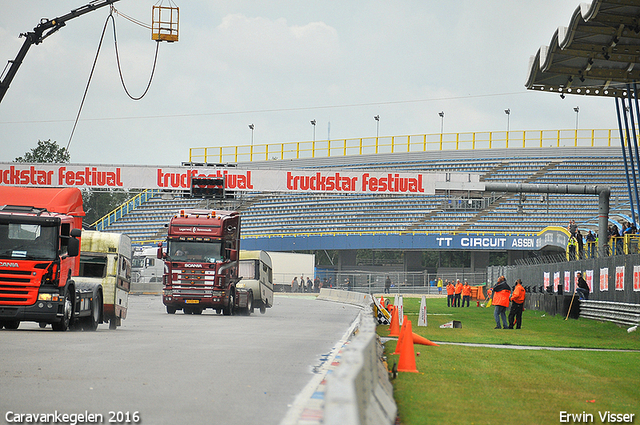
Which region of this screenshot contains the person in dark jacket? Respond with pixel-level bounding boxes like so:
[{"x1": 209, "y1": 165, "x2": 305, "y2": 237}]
[
  {"x1": 576, "y1": 272, "x2": 590, "y2": 300},
  {"x1": 508, "y1": 279, "x2": 526, "y2": 329},
  {"x1": 492, "y1": 276, "x2": 511, "y2": 329}
]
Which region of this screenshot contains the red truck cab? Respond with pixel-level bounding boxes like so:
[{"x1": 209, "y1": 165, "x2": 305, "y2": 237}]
[{"x1": 0, "y1": 187, "x2": 101, "y2": 331}]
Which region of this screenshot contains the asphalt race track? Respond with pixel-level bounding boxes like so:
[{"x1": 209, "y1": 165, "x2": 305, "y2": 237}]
[{"x1": 0, "y1": 295, "x2": 361, "y2": 425}]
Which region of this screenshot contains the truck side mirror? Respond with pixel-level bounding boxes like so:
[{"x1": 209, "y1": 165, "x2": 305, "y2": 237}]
[
  {"x1": 67, "y1": 237, "x2": 80, "y2": 257},
  {"x1": 70, "y1": 228, "x2": 82, "y2": 238},
  {"x1": 157, "y1": 245, "x2": 164, "y2": 259}
]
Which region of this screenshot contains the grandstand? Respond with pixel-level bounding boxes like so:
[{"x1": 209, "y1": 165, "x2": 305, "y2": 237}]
[{"x1": 100, "y1": 144, "x2": 629, "y2": 256}]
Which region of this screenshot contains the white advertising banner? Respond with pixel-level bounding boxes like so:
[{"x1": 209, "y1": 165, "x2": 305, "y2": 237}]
[
  {"x1": 0, "y1": 163, "x2": 482, "y2": 194},
  {"x1": 585, "y1": 270, "x2": 594, "y2": 293}
]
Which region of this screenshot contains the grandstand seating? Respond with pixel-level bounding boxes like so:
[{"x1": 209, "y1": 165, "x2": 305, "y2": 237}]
[{"x1": 100, "y1": 146, "x2": 633, "y2": 245}]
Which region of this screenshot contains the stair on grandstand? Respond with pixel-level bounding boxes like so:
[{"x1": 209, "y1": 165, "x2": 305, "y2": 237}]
[{"x1": 455, "y1": 161, "x2": 562, "y2": 233}]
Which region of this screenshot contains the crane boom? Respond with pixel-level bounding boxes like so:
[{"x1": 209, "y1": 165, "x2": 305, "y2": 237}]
[{"x1": 0, "y1": 0, "x2": 120, "y2": 104}]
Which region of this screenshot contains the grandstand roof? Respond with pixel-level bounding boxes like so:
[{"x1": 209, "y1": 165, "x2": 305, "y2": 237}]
[{"x1": 526, "y1": 0, "x2": 640, "y2": 98}]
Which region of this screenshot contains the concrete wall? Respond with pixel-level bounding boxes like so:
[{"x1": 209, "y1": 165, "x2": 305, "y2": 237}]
[{"x1": 317, "y1": 289, "x2": 397, "y2": 425}]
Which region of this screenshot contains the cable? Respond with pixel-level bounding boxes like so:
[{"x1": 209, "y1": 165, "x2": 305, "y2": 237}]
[
  {"x1": 111, "y1": 13, "x2": 160, "y2": 101},
  {"x1": 112, "y1": 8, "x2": 152, "y2": 30},
  {"x1": 66, "y1": 11, "x2": 111, "y2": 151},
  {"x1": 66, "y1": 7, "x2": 161, "y2": 151}
]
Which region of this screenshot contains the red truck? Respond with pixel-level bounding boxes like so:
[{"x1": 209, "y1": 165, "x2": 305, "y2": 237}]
[
  {"x1": 160, "y1": 209, "x2": 252, "y2": 315},
  {"x1": 0, "y1": 187, "x2": 103, "y2": 331}
]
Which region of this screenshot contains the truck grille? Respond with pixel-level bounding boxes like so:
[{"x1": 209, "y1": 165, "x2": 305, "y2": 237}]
[
  {"x1": 0, "y1": 270, "x2": 38, "y2": 304},
  {"x1": 172, "y1": 287, "x2": 214, "y2": 297},
  {"x1": 170, "y1": 268, "x2": 215, "y2": 298}
]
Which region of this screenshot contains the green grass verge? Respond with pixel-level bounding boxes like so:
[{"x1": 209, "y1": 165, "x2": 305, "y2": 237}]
[{"x1": 379, "y1": 297, "x2": 640, "y2": 425}]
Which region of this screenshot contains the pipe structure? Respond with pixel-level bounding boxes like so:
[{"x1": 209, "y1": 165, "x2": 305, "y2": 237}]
[
  {"x1": 616, "y1": 97, "x2": 637, "y2": 227},
  {"x1": 620, "y1": 94, "x2": 640, "y2": 225},
  {"x1": 484, "y1": 183, "x2": 610, "y2": 255}
]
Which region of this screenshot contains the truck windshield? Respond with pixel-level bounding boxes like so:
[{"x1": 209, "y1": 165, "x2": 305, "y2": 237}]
[
  {"x1": 0, "y1": 222, "x2": 58, "y2": 260},
  {"x1": 132, "y1": 257, "x2": 145, "y2": 269},
  {"x1": 167, "y1": 240, "x2": 223, "y2": 263}
]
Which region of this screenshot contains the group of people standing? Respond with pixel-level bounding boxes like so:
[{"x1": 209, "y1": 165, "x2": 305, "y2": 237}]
[
  {"x1": 290, "y1": 275, "x2": 323, "y2": 293},
  {"x1": 445, "y1": 280, "x2": 472, "y2": 307},
  {"x1": 491, "y1": 276, "x2": 526, "y2": 329},
  {"x1": 491, "y1": 271, "x2": 590, "y2": 329},
  {"x1": 567, "y1": 219, "x2": 640, "y2": 259}
]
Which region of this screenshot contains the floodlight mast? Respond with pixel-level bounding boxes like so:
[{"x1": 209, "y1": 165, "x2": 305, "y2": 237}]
[{"x1": 0, "y1": 0, "x2": 120, "y2": 104}]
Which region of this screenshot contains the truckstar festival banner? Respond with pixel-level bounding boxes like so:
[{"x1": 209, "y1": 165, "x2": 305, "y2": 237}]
[{"x1": 0, "y1": 163, "x2": 482, "y2": 195}]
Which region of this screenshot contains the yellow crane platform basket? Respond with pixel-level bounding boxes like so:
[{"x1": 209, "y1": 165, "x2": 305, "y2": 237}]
[{"x1": 152, "y1": 3, "x2": 179, "y2": 42}]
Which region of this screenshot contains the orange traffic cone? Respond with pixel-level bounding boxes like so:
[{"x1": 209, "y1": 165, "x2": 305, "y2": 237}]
[
  {"x1": 393, "y1": 315, "x2": 408, "y2": 354},
  {"x1": 412, "y1": 332, "x2": 439, "y2": 347},
  {"x1": 397, "y1": 319, "x2": 419, "y2": 373},
  {"x1": 388, "y1": 306, "x2": 400, "y2": 337},
  {"x1": 380, "y1": 295, "x2": 385, "y2": 306}
]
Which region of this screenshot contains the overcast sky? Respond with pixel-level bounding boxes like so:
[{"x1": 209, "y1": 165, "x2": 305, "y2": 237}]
[{"x1": 0, "y1": 0, "x2": 619, "y2": 165}]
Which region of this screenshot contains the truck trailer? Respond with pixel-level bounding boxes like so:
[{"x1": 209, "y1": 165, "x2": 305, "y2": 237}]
[
  {"x1": 237, "y1": 250, "x2": 273, "y2": 314},
  {"x1": 76, "y1": 230, "x2": 131, "y2": 329},
  {"x1": 0, "y1": 187, "x2": 102, "y2": 331},
  {"x1": 160, "y1": 209, "x2": 252, "y2": 315}
]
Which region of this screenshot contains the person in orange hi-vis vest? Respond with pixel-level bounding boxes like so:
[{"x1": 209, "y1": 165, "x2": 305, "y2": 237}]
[
  {"x1": 508, "y1": 279, "x2": 526, "y2": 329},
  {"x1": 446, "y1": 281, "x2": 455, "y2": 307},
  {"x1": 461, "y1": 281, "x2": 472, "y2": 307},
  {"x1": 454, "y1": 280, "x2": 463, "y2": 307},
  {"x1": 491, "y1": 276, "x2": 511, "y2": 329}
]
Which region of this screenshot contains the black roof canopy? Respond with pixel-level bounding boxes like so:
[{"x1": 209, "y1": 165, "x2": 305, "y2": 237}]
[{"x1": 526, "y1": 0, "x2": 640, "y2": 98}]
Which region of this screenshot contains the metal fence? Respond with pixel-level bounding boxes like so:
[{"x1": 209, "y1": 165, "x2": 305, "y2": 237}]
[
  {"x1": 489, "y1": 253, "x2": 640, "y2": 304},
  {"x1": 275, "y1": 269, "x2": 487, "y2": 294}
]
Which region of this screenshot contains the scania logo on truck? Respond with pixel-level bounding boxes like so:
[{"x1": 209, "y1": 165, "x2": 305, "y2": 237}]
[
  {"x1": 184, "y1": 264, "x2": 203, "y2": 268},
  {"x1": 0, "y1": 262, "x2": 19, "y2": 268}
]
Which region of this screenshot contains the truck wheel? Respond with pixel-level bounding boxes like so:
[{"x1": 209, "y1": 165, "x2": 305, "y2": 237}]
[
  {"x1": 4, "y1": 320, "x2": 20, "y2": 330},
  {"x1": 39, "y1": 322, "x2": 47, "y2": 329},
  {"x1": 223, "y1": 291, "x2": 235, "y2": 316},
  {"x1": 243, "y1": 294, "x2": 253, "y2": 316},
  {"x1": 83, "y1": 292, "x2": 101, "y2": 332},
  {"x1": 166, "y1": 306, "x2": 176, "y2": 314},
  {"x1": 260, "y1": 305, "x2": 266, "y2": 314},
  {"x1": 109, "y1": 319, "x2": 117, "y2": 330},
  {"x1": 52, "y1": 287, "x2": 73, "y2": 331}
]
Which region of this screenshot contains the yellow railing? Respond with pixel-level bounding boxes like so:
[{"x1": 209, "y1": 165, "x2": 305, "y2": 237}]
[
  {"x1": 567, "y1": 235, "x2": 640, "y2": 260},
  {"x1": 189, "y1": 129, "x2": 620, "y2": 164},
  {"x1": 91, "y1": 189, "x2": 161, "y2": 231}
]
